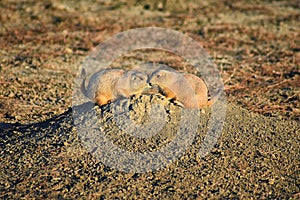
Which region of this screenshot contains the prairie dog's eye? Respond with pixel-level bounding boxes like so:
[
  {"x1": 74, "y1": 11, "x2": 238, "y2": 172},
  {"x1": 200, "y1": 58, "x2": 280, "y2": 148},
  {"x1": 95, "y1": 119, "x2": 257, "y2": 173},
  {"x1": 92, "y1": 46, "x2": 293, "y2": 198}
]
[
  {"x1": 132, "y1": 74, "x2": 143, "y2": 81},
  {"x1": 131, "y1": 75, "x2": 137, "y2": 81},
  {"x1": 156, "y1": 74, "x2": 161, "y2": 78}
]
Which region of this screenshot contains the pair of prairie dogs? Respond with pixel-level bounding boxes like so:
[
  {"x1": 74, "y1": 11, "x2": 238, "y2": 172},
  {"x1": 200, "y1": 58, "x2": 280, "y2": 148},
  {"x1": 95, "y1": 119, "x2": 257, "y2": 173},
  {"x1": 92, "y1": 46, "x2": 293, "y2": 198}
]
[{"x1": 81, "y1": 68, "x2": 219, "y2": 108}]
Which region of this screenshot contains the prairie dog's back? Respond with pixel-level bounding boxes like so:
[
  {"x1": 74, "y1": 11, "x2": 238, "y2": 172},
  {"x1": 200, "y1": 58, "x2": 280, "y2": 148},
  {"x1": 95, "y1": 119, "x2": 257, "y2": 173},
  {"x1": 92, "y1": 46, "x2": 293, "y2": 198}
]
[
  {"x1": 86, "y1": 69, "x2": 124, "y2": 100},
  {"x1": 183, "y1": 73, "x2": 209, "y2": 105}
]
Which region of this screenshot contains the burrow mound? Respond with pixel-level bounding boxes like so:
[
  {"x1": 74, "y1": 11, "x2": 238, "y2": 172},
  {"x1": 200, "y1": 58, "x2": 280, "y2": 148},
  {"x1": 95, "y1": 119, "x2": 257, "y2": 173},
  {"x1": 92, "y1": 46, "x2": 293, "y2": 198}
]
[{"x1": 75, "y1": 94, "x2": 212, "y2": 155}]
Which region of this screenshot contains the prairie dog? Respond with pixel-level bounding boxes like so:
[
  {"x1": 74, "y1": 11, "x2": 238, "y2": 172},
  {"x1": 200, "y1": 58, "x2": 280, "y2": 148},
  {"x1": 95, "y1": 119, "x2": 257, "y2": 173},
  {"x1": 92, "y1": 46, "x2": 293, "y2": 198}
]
[
  {"x1": 81, "y1": 69, "x2": 150, "y2": 106},
  {"x1": 150, "y1": 69, "x2": 219, "y2": 108}
]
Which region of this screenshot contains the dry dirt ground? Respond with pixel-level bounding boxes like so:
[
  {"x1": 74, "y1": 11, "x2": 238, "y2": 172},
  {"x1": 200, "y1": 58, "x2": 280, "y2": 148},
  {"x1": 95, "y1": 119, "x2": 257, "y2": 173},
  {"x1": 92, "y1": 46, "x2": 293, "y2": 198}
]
[{"x1": 0, "y1": 0, "x2": 299, "y2": 199}]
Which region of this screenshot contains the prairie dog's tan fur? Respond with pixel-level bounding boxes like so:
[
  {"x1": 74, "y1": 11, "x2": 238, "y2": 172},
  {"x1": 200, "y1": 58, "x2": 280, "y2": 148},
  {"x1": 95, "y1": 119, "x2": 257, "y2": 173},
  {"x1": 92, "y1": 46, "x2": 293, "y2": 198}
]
[
  {"x1": 81, "y1": 69, "x2": 150, "y2": 106},
  {"x1": 150, "y1": 69, "x2": 219, "y2": 108}
]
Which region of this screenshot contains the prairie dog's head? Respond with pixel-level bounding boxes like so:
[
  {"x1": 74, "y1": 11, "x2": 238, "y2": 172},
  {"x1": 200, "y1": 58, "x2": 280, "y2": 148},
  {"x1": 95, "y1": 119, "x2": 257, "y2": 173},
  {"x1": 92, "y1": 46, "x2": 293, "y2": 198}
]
[
  {"x1": 128, "y1": 71, "x2": 149, "y2": 91},
  {"x1": 115, "y1": 71, "x2": 149, "y2": 95},
  {"x1": 150, "y1": 69, "x2": 179, "y2": 87}
]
